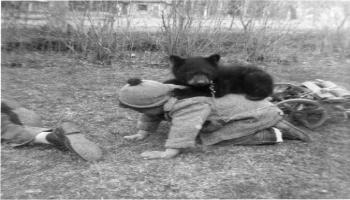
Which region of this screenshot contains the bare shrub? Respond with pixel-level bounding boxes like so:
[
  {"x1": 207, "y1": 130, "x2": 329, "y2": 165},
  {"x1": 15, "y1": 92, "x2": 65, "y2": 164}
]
[
  {"x1": 67, "y1": 2, "x2": 164, "y2": 65},
  {"x1": 226, "y1": 0, "x2": 298, "y2": 62},
  {"x1": 309, "y1": 1, "x2": 350, "y2": 57},
  {"x1": 2, "y1": 1, "x2": 349, "y2": 65},
  {"x1": 160, "y1": 0, "x2": 234, "y2": 57},
  {"x1": 159, "y1": 0, "x2": 301, "y2": 63}
]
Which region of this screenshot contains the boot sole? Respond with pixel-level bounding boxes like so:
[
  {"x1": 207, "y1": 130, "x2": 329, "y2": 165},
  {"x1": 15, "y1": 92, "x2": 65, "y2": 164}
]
[{"x1": 64, "y1": 134, "x2": 103, "y2": 161}]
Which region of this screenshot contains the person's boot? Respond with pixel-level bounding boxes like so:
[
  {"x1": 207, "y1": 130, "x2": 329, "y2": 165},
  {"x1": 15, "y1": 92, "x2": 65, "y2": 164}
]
[
  {"x1": 274, "y1": 119, "x2": 311, "y2": 142},
  {"x1": 46, "y1": 121, "x2": 103, "y2": 161},
  {"x1": 45, "y1": 128, "x2": 69, "y2": 151}
]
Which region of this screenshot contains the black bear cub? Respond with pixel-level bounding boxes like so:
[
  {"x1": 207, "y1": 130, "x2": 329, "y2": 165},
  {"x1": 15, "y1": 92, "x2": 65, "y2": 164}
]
[{"x1": 165, "y1": 54, "x2": 274, "y2": 100}]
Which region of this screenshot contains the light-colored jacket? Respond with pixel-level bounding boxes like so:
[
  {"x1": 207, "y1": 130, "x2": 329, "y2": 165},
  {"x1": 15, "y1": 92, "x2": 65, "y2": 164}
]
[{"x1": 137, "y1": 94, "x2": 283, "y2": 149}]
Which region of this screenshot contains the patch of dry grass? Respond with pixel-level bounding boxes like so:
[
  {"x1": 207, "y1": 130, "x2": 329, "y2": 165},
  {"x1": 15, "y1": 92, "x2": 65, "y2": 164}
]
[{"x1": 1, "y1": 51, "x2": 350, "y2": 198}]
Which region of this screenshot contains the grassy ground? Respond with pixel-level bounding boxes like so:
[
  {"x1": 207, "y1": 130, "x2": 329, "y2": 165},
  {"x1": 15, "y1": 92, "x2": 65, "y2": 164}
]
[{"x1": 1, "y1": 51, "x2": 350, "y2": 199}]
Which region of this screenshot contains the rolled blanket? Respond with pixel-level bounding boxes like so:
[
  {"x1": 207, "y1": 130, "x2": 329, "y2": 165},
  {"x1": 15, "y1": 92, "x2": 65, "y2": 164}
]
[
  {"x1": 302, "y1": 80, "x2": 350, "y2": 99},
  {"x1": 314, "y1": 79, "x2": 350, "y2": 98}
]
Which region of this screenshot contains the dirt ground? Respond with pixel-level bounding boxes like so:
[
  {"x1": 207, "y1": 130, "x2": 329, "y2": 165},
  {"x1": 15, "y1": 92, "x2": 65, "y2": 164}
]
[{"x1": 1, "y1": 51, "x2": 350, "y2": 199}]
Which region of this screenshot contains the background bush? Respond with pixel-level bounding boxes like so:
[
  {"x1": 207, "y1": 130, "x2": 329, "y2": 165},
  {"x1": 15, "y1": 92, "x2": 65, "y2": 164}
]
[{"x1": 2, "y1": 0, "x2": 350, "y2": 65}]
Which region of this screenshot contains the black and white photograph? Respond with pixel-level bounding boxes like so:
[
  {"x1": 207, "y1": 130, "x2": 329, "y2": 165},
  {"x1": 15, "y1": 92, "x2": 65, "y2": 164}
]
[{"x1": 1, "y1": 0, "x2": 350, "y2": 198}]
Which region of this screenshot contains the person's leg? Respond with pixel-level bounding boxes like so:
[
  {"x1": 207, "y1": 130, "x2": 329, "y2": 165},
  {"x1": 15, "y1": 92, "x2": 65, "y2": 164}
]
[
  {"x1": 200, "y1": 107, "x2": 283, "y2": 146},
  {"x1": 34, "y1": 131, "x2": 52, "y2": 144},
  {"x1": 227, "y1": 119, "x2": 310, "y2": 146},
  {"x1": 231, "y1": 128, "x2": 282, "y2": 145},
  {"x1": 45, "y1": 121, "x2": 103, "y2": 161},
  {"x1": 3, "y1": 121, "x2": 103, "y2": 161},
  {"x1": 1, "y1": 113, "x2": 41, "y2": 146},
  {"x1": 2, "y1": 101, "x2": 103, "y2": 161},
  {"x1": 274, "y1": 119, "x2": 311, "y2": 142}
]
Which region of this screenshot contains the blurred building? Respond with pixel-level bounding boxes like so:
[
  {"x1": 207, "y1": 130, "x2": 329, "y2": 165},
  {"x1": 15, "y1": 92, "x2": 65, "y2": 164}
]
[{"x1": 1, "y1": 0, "x2": 228, "y2": 19}]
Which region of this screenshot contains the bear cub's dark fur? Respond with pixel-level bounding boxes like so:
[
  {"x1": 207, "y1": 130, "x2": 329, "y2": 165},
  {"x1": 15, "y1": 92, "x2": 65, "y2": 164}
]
[{"x1": 165, "y1": 54, "x2": 274, "y2": 100}]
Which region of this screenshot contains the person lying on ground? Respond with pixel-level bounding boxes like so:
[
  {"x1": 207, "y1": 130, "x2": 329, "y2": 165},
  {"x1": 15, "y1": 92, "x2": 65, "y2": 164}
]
[
  {"x1": 118, "y1": 78, "x2": 310, "y2": 159},
  {"x1": 1, "y1": 99, "x2": 102, "y2": 161}
]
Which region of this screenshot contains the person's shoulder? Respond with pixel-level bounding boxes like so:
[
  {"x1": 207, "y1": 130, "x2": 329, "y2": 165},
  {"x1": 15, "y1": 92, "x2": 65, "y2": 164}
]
[
  {"x1": 216, "y1": 94, "x2": 274, "y2": 106},
  {"x1": 217, "y1": 94, "x2": 246, "y2": 101},
  {"x1": 179, "y1": 96, "x2": 213, "y2": 104},
  {"x1": 220, "y1": 94, "x2": 273, "y2": 101},
  {"x1": 170, "y1": 96, "x2": 213, "y2": 109}
]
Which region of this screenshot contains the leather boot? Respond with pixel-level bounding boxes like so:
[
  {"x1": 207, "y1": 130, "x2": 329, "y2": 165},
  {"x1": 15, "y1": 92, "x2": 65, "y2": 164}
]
[{"x1": 46, "y1": 121, "x2": 103, "y2": 161}]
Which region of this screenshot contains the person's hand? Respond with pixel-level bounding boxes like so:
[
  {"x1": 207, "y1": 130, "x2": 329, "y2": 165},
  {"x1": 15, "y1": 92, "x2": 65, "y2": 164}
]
[
  {"x1": 141, "y1": 148, "x2": 180, "y2": 159},
  {"x1": 123, "y1": 130, "x2": 150, "y2": 141}
]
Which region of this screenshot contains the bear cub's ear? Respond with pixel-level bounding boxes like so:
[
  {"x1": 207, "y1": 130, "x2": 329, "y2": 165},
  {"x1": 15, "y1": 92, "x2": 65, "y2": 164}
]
[
  {"x1": 169, "y1": 55, "x2": 185, "y2": 67},
  {"x1": 206, "y1": 54, "x2": 220, "y2": 64}
]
